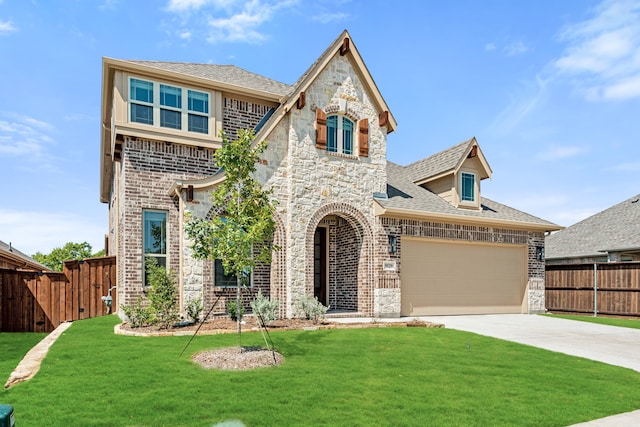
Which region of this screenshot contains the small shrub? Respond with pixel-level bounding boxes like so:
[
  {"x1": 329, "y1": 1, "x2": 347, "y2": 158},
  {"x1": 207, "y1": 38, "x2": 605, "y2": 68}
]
[
  {"x1": 185, "y1": 297, "x2": 203, "y2": 323},
  {"x1": 122, "y1": 296, "x2": 152, "y2": 328},
  {"x1": 145, "y1": 258, "x2": 179, "y2": 329},
  {"x1": 250, "y1": 290, "x2": 279, "y2": 327},
  {"x1": 227, "y1": 299, "x2": 245, "y2": 321},
  {"x1": 294, "y1": 294, "x2": 329, "y2": 324}
]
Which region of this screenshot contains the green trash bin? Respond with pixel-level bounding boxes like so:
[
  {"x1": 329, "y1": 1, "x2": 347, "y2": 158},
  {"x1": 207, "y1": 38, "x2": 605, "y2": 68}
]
[{"x1": 0, "y1": 405, "x2": 15, "y2": 427}]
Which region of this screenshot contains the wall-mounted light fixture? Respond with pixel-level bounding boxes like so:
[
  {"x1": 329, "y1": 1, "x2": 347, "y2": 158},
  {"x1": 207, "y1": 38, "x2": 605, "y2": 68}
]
[
  {"x1": 536, "y1": 246, "x2": 545, "y2": 261},
  {"x1": 388, "y1": 235, "x2": 398, "y2": 254}
]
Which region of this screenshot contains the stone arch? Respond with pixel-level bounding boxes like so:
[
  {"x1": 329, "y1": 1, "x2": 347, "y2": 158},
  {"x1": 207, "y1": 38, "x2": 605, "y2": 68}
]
[{"x1": 304, "y1": 202, "x2": 374, "y2": 315}]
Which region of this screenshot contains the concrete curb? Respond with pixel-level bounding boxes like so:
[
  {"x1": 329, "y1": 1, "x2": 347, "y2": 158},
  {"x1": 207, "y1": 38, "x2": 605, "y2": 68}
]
[{"x1": 4, "y1": 321, "x2": 73, "y2": 389}]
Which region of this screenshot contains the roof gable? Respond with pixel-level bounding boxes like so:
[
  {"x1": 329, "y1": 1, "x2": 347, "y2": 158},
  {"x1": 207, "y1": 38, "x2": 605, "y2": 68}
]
[
  {"x1": 256, "y1": 30, "x2": 397, "y2": 142},
  {"x1": 407, "y1": 137, "x2": 492, "y2": 185}
]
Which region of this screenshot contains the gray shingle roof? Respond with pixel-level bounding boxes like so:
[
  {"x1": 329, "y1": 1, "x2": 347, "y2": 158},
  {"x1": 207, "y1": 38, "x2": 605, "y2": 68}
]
[
  {"x1": 546, "y1": 194, "x2": 640, "y2": 259},
  {"x1": 0, "y1": 240, "x2": 49, "y2": 271},
  {"x1": 405, "y1": 138, "x2": 474, "y2": 182},
  {"x1": 125, "y1": 61, "x2": 293, "y2": 97},
  {"x1": 380, "y1": 161, "x2": 558, "y2": 227}
]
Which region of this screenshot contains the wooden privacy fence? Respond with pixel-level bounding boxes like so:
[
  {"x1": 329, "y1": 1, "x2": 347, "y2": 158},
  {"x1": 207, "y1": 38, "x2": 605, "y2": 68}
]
[
  {"x1": 0, "y1": 256, "x2": 116, "y2": 332},
  {"x1": 546, "y1": 262, "x2": 640, "y2": 317}
]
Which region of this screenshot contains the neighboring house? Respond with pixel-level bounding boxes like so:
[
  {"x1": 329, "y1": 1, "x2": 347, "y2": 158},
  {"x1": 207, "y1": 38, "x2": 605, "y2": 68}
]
[
  {"x1": 0, "y1": 240, "x2": 49, "y2": 271},
  {"x1": 546, "y1": 194, "x2": 640, "y2": 264},
  {"x1": 100, "y1": 30, "x2": 560, "y2": 318}
]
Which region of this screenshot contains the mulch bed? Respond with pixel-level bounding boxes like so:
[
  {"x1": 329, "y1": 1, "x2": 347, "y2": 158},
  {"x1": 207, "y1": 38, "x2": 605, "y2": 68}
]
[{"x1": 115, "y1": 316, "x2": 442, "y2": 370}]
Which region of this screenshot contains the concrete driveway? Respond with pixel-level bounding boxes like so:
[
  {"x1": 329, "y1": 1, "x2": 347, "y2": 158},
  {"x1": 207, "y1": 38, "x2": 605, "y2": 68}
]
[{"x1": 416, "y1": 314, "x2": 640, "y2": 373}]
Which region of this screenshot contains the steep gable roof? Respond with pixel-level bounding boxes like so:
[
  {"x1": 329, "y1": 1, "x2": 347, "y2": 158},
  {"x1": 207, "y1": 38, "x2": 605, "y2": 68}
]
[
  {"x1": 406, "y1": 137, "x2": 491, "y2": 184},
  {"x1": 254, "y1": 29, "x2": 397, "y2": 142},
  {"x1": 546, "y1": 194, "x2": 640, "y2": 260},
  {"x1": 378, "y1": 161, "x2": 560, "y2": 231}
]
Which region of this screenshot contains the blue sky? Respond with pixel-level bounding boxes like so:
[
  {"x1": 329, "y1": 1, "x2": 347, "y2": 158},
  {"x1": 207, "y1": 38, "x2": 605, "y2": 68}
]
[{"x1": 1, "y1": 0, "x2": 639, "y2": 256}]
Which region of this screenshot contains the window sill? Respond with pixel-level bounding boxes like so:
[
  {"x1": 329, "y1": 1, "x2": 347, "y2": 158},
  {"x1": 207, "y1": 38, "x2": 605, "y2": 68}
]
[{"x1": 325, "y1": 151, "x2": 359, "y2": 160}]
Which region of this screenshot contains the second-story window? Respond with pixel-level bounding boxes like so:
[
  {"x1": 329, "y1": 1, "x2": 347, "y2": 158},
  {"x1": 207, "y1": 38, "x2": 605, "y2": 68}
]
[
  {"x1": 129, "y1": 77, "x2": 210, "y2": 135},
  {"x1": 326, "y1": 115, "x2": 354, "y2": 155},
  {"x1": 130, "y1": 78, "x2": 154, "y2": 125}
]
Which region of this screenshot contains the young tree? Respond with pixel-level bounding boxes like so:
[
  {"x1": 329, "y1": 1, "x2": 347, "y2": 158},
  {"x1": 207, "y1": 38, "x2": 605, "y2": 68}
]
[
  {"x1": 184, "y1": 129, "x2": 277, "y2": 339},
  {"x1": 32, "y1": 241, "x2": 100, "y2": 271}
]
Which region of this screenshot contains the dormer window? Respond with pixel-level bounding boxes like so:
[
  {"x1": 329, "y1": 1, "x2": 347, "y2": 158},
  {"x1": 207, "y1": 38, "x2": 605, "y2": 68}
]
[
  {"x1": 327, "y1": 115, "x2": 354, "y2": 155},
  {"x1": 129, "y1": 77, "x2": 210, "y2": 135},
  {"x1": 461, "y1": 172, "x2": 476, "y2": 202}
]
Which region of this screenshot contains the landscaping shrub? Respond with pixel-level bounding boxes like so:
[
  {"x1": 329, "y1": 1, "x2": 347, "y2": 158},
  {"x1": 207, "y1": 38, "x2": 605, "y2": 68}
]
[
  {"x1": 121, "y1": 296, "x2": 152, "y2": 328},
  {"x1": 294, "y1": 294, "x2": 328, "y2": 323},
  {"x1": 145, "y1": 258, "x2": 179, "y2": 329},
  {"x1": 185, "y1": 297, "x2": 203, "y2": 323},
  {"x1": 250, "y1": 290, "x2": 279, "y2": 326},
  {"x1": 226, "y1": 299, "x2": 245, "y2": 321}
]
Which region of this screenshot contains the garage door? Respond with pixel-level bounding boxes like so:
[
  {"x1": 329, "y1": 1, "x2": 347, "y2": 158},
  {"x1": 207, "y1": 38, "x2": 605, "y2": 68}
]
[{"x1": 401, "y1": 238, "x2": 527, "y2": 316}]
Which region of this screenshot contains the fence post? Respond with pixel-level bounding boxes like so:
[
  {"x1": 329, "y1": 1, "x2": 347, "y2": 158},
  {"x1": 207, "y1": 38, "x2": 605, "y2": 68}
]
[{"x1": 593, "y1": 263, "x2": 597, "y2": 317}]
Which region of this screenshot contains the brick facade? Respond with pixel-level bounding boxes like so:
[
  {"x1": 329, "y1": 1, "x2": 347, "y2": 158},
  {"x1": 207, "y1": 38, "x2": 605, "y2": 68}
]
[{"x1": 110, "y1": 138, "x2": 217, "y2": 308}]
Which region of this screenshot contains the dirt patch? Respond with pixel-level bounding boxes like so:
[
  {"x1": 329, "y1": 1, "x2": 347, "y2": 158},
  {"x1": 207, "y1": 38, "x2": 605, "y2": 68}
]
[{"x1": 192, "y1": 346, "x2": 284, "y2": 370}]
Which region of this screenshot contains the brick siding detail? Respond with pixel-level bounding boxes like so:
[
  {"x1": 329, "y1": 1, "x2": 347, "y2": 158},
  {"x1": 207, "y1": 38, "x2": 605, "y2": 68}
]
[
  {"x1": 113, "y1": 137, "x2": 217, "y2": 309},
  {"x1": 223, "y1": 98, "x2": 274, "y2": 137}
]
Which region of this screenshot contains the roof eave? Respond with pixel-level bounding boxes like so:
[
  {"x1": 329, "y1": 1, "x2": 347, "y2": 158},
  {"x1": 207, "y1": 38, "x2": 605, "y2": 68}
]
[{"x1": 374, "y1": 202, "x2": 564, "y2": 233}]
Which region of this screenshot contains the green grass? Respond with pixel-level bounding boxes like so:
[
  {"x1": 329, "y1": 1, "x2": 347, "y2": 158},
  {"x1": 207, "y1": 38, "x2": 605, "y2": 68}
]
[
  {"x1": 544, "y1": 313, "x2": 640, "y2": 330},
  {"x1": 0, "y1": 332, "x2": 48, "y2": 381},
  {"x1": 3, "y1": 315, "x2": 640, "y2": 426}
]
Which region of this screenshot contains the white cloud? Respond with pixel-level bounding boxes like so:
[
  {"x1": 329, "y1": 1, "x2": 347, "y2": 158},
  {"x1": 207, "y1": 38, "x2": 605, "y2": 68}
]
[
  {"x1": 0, "y1": 113, "x2": 58, "y2": 170},
  {"x1": 164, "y1": 0, "x2": 298, "y2": 44},
  {"x1": 484, "y1": 42, "x2": 496, "y2": 51},
  {"x1": 0, "y1": 209, "x2": 105, "y2": 256},
  {"x1": 0, "y1": 20, "x2": 17, "y2": 34},
  {"x1": 485, "y1": 74, "x2": 548, "y2": 135},
  {"x1": 554, "y1": 0, "x2": 640, "y2": 101},
  {"x1": 538, "y1": 145, "x2": 586, "y2": 160},
  {"x1": 504, "y1": 40, "x2": 528, "y2": 56},
  {"x1": 609, "y1": 160, "x2": 640, "y2": 171},
  {"x1": 312, "y1": 12, "x2": 348, "y2": 24}
]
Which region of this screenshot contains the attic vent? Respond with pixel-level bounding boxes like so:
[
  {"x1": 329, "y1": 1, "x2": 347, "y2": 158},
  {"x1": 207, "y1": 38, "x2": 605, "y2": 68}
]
[
  {"x1": 340, "y1": 38, "x2": 350, "y2": 56},
  {"x1": 468, "y1": 146, "x2": 477, "y2": 158}
]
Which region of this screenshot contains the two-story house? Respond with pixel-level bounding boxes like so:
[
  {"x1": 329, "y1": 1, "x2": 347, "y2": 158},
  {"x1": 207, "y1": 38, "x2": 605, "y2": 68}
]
[{"x1": 100, "y1": 30, "x2": 561, "y2": 319}]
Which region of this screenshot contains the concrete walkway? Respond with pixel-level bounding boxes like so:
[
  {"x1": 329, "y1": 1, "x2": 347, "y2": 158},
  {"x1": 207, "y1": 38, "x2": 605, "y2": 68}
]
[{"x1": 334, "y1": 314, "x2": 640, "y2": 426}]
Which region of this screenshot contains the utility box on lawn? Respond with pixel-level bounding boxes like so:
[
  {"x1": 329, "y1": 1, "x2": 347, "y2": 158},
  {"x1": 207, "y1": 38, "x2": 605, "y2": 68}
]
[{"x1": 0, "y1": 405, "x2": 15, "y2": 427}]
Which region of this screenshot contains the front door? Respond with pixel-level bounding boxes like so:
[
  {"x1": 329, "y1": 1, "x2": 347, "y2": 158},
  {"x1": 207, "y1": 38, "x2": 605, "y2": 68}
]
[{"x1": 313, "y1": 227, "x2": 327, "y2": 305}]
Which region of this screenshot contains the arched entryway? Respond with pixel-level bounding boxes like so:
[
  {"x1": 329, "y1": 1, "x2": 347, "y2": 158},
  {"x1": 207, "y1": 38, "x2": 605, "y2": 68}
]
[{"x1": 305, "y1": 203, "x2": 374, "y2": 315}]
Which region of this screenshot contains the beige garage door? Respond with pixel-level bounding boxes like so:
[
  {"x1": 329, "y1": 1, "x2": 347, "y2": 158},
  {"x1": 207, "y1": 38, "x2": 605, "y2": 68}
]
[{"x1": 401, "y1": 238, "x2": 527, "y2": 316}]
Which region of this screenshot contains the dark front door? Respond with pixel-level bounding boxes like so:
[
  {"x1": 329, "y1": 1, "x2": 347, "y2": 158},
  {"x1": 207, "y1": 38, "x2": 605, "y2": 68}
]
[{"x1": 314, "y1": 227, "x2": 327, "y2": 306}]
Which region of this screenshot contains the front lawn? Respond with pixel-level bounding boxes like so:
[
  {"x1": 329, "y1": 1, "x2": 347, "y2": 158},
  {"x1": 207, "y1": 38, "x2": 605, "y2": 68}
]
[
  {"x1": 2, "y1": 315, "x2": 640, "y2": 426},
  {"x1": 0, "y1": 332, "x2": 48, "y2": 381},
  {"x1": 544, "y1": 313, "x2": 640, "y2": 330}
]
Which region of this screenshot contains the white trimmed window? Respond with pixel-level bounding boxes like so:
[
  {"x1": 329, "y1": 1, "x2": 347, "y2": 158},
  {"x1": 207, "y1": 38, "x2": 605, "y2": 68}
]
[
  {"x1": 130, "y1": 77, "x2": 210, "y2": 135},
  {"x1": 461, "y1": 172, "x2": 476, "y2": 202},
  {"x1": 326, "y1": 115, "x2": 354, "y2": 155}
]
